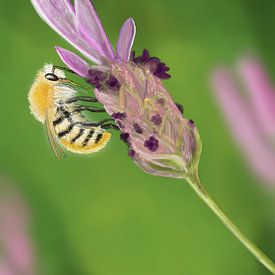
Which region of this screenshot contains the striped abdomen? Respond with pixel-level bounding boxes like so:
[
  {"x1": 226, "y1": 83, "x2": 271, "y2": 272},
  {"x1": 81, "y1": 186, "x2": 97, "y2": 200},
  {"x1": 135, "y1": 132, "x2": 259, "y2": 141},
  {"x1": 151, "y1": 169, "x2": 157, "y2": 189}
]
[{"x1": 52, "y1": 106, "x2": 111, "y2": 154}]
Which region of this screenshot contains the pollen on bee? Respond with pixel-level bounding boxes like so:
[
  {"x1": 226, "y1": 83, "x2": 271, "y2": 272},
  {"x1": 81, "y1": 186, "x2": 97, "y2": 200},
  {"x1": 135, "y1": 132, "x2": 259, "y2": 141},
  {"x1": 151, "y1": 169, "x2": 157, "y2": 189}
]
[{"x1": 28, "y1": 72, "x2": 55, "y2": 123}]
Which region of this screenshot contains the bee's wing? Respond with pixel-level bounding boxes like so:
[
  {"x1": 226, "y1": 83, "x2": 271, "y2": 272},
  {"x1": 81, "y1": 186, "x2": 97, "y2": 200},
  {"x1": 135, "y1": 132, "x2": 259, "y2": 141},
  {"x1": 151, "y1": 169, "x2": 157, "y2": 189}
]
[{"x1": 45, "y1": 111, "x2": 66, "y2": 160}]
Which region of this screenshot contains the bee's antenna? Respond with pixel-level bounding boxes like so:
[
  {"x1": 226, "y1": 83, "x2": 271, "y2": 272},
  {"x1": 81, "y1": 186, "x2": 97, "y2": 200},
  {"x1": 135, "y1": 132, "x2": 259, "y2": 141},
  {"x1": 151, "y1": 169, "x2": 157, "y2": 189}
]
[
  {"x1": 53, "y1": 65, "x2": 90, "y2": 92},
  {"x1": 53, "y1": 65, "x2": 76, "y2": 75}
]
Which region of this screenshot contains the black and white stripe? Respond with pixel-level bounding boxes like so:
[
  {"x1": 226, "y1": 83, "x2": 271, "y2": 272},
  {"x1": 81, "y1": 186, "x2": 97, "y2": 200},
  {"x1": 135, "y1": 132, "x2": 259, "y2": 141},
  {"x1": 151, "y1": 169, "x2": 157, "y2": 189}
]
[
  {"x1": 82, "y1": 129, "x2": 95, "y2": 147},
  {"x1": 95, "y1": 133, "x2": 103, "y2": 144},
  {"x1": 70, "y1": 128, "x2": 84, "y2": 143},
  {"x1": 57, "y1": 124, "x2": 74, "y2": 138},
  {"x1": 53, "y1": 116, "x2": 64, "y2": 126},
  {"x1": 52, "y1": 102, "x2": 106, "y2": 148}
]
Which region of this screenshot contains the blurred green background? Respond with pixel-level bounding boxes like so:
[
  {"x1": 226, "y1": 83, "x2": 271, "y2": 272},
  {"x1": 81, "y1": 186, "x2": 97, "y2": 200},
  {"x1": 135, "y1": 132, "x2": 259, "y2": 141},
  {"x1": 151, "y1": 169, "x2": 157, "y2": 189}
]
[{"x1": 0, "y1": 0, "x2": 274, "y2": 274}]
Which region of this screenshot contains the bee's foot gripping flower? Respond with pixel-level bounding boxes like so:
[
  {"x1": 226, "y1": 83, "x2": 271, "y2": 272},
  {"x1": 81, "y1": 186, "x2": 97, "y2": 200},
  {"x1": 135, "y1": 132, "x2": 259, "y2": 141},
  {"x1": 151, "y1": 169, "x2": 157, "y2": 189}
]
[{"x1": 131, "y1": 49, "x2": 171, "y2": 80}]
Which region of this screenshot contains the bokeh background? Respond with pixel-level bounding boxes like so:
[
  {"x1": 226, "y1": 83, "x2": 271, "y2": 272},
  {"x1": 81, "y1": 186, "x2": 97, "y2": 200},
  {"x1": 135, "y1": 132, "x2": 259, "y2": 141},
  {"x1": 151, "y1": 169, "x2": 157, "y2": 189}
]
[{"x1": 0, "y1": 0, "x2": 274, "y2": 274}]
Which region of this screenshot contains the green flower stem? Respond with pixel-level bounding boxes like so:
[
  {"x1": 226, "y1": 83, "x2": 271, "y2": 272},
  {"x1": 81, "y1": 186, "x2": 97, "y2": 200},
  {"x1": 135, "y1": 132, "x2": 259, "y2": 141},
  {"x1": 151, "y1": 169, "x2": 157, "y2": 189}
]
[{"x1": 186, "y1": 172, "x2": 275, "y2": 274}]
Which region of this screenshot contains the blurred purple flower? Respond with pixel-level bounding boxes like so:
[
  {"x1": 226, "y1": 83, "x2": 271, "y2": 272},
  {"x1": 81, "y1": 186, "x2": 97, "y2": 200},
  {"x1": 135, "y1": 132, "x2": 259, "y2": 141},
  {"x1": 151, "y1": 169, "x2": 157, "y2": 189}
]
[
  {"x1": 0, "y1": 184, "x2": 35, "y2": 275},
  {"x1": 31, "y1": 0, "x2": 201, "y2": 179},
  {"x1": 212, "y1": 58, "x2": 275, "y2": 187}
]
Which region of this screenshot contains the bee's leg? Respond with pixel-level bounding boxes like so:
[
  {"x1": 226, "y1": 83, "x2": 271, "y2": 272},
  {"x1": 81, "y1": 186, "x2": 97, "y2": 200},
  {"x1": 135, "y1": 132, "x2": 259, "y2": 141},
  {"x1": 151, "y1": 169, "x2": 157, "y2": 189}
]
[
  {"x1": 78, "y1": 118, "x2": 114, "y2": 127},
  {"x1": 73, "y1": 106, "x2": 106, "y2": 113},
  {"x1": 66, "y1": 96, "x2": 98, "y2": 104},
  {"x1": 101, "y1": 124, "x2": 120, "y2": 130},
  {"x1": 77, "y1": 118, "x2": 120, "y2": 130},
  {"x1": 77, "y1": 119, "x2": 119, "y2": 130}
]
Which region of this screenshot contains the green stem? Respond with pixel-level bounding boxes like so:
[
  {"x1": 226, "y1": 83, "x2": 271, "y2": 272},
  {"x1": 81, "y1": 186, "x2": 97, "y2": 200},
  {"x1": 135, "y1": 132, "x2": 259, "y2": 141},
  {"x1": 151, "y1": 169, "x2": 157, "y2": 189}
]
[{"x1": 186, "y1": 172, "x2": 275, "y2": 274}]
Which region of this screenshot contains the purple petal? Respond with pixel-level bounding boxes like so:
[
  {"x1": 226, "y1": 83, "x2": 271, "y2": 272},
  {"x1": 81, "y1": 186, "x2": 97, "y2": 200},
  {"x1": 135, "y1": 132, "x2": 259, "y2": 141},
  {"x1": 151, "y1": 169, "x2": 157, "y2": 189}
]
[
  {"x1": 116, "y1": 18, "x2": 136, "y2": 62},
  {"x1": 31, "y1": 0, "x2": 104, "y2": 64},
  {"x1": 75, "y1": 0, "x2": 115, "y2": 62},
  {"x1": 55, "y1": 47, "x2": 90, "y2": 78},
  {"x1": 238, "y1": 58, "x2": 275, "y2": 137},
  {"x1": 65, "y1": 0, "x2": 75, "y2": 13},
  {"x1": 212, "y1": 70, "x2": 275, "y2": 185},
  {"x1": 76, "y1": 25, "x2": 106, "y2": 59}
]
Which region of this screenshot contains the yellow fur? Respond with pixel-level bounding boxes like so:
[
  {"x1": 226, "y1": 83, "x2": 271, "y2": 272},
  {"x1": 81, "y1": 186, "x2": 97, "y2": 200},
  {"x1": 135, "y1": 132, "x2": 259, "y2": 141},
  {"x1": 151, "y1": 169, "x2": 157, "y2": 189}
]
[
  {"x1": 60, "y1": 132, "x2": 111, "y2": 154},
  {"x1": 28, "y1": 72, "x2": 55, "y2": 123}
]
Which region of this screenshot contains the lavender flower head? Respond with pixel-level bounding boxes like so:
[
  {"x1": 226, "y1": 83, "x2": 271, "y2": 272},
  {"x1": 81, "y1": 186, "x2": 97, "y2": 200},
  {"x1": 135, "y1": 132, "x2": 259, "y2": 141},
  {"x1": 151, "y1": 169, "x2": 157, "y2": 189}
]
[{"x1": 31, "y1": 0, "x2": 201, "y2": 179}]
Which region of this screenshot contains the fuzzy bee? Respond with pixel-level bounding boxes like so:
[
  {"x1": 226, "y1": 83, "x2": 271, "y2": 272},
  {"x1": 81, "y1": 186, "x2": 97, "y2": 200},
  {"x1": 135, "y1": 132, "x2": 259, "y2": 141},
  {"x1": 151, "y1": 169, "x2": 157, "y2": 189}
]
[{"x1": 28, "y1": 64, "x2": 118, "y2": 158}]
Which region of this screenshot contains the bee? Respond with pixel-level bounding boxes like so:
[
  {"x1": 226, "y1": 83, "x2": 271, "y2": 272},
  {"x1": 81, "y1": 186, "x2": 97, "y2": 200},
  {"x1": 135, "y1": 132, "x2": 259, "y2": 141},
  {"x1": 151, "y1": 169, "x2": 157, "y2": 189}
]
[{"x1": 28, "y1": 64, "x2": 118, "y2": 159}]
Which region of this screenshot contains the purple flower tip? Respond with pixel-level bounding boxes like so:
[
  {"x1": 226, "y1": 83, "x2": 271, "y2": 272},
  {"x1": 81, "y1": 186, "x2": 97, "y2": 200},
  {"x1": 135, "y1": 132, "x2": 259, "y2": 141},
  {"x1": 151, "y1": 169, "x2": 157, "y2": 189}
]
[
  {"x1": 189, "y1": 120, "x2": 195, "y2": 127},
  {"x1": 142, "y1": 49, "x2": 150, "y2": 62},
  {"x1": 151, "y1": 114, "x2": 162, "y2": 126},
  {"x1": 87, "y1": 69, "x2": 107, "y2": 88},
  {"x1": 120, "y1": 132, "x2": 130, "y2": 143},
  {"x1": 149, "y1": 57, "x2": 171, "y2": 79},
  {"x1": 133, "y1": 123, "x2": 143, "y2": 134},
  {"x1": 144, "y1": 136, "x2": 159, "y2": 152},
  {"x1": 112, "y1": 112, "x2": 126, "y2": 120},
  {"x1": 107, "y1": 75, "x2": 121, "y2": 91},
  {"x1": 175, "y1": 103, "x2": 184, "y2": 114},
  {"x1": 87, "y1": 70, "x2": 121, "y2": 91},
  {"x1": 157, "y1": 98, "x2": 165, "y2": 106},
  {"x1": 132, "y1": 49, "x2": 171, "y2": 80},
  {"x1": 132, "y1": 49, "x2": 150, "y2": 63},
  {"x1": 128, "y1": 149, "x2": 136, "y2": 158}
]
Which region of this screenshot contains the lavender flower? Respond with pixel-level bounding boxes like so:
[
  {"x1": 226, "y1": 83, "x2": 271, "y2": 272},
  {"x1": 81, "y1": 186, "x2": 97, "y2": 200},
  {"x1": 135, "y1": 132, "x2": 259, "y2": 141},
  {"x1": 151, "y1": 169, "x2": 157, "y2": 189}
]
[
  {"x1": 212, "y1": 58, "x2": 275, "y2": 187},
  {"x1": 31, "y1": 0, "x2": 201, "y2": 179}
]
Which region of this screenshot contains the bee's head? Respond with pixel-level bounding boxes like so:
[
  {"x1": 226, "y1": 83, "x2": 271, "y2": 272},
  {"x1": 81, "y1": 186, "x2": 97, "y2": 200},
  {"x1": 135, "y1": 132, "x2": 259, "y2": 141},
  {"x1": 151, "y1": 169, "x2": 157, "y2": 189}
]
[{"x1": 43, "y1": 64, "x2": 66, "y2": 82}]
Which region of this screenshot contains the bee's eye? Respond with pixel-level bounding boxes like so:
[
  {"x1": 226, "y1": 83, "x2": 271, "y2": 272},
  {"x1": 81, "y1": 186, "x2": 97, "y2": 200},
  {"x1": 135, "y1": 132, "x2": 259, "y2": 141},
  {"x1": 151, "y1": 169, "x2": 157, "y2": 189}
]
[{"x1": 45, "y1": 73, "x2": 59, "y2": 81}]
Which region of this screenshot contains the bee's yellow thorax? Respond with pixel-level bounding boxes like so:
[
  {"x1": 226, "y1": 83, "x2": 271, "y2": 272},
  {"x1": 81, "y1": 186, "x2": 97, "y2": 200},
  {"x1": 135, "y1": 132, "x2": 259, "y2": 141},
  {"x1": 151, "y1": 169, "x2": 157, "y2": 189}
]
[{"x1": 28, "y1": 73, "x2": 55, "y2": 123}]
